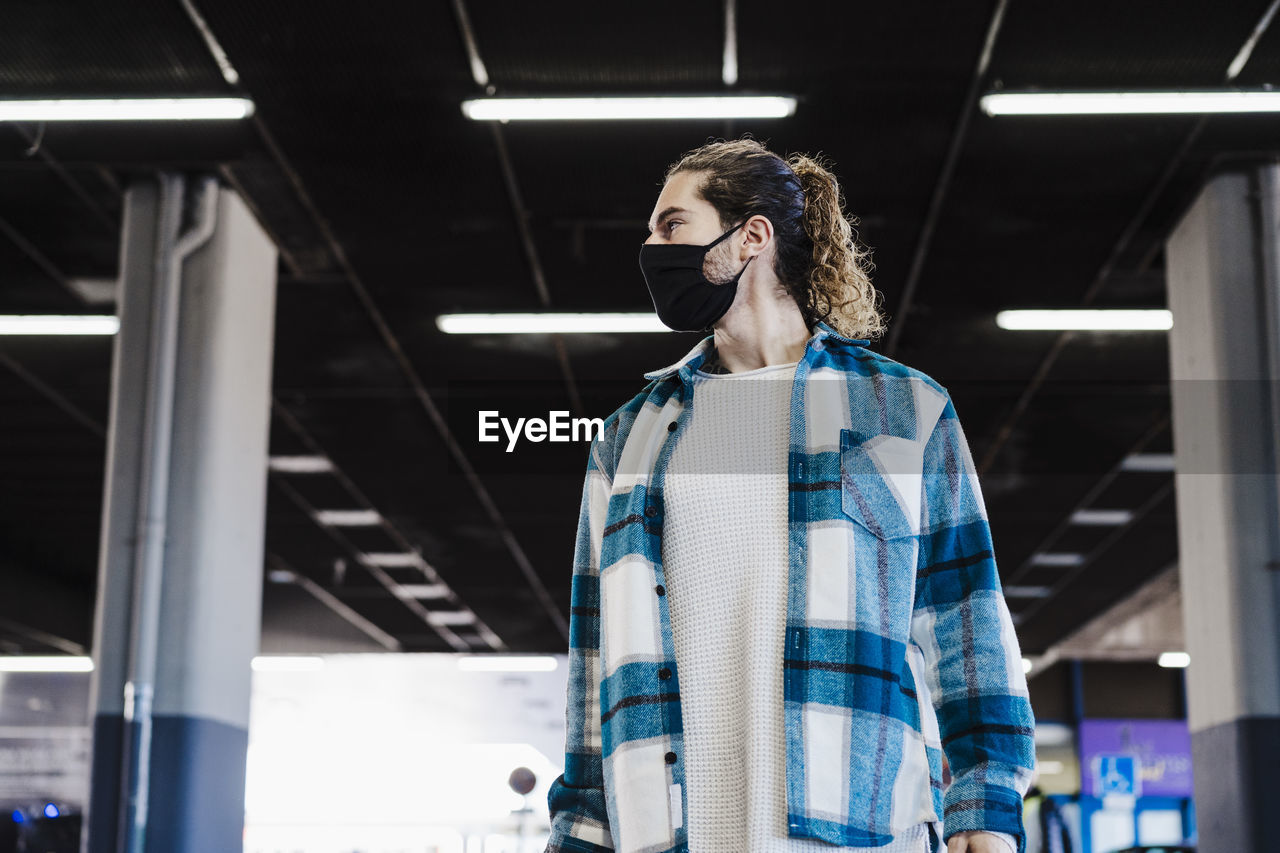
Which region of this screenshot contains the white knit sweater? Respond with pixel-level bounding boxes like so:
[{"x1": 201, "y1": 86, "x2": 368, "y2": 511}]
[{"x1": 660, "y1": 359, "x2": 1015, "y2": 853}]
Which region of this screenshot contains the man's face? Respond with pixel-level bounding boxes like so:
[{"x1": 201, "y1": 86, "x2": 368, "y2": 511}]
[{"x1": 644, "y1": 170, "x2": 744, "y2": 285}]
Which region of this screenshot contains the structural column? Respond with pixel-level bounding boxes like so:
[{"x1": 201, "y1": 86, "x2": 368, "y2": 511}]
[
  {"x1": 85, "y1": 174, "x2": 278, "y2": 852},
  {"x1": 1164, "y1": 163, "x2": 1280, "y2": 852}
]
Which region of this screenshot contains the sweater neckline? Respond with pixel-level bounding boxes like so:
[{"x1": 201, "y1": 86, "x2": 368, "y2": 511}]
[{"x1": 695, "y1": 360, "x2": 800, "y2": 379}]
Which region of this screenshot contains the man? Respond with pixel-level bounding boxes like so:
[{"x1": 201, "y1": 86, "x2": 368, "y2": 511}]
[{"x1": 546, "y1": 138, "x2": 1036, "y2": 853}]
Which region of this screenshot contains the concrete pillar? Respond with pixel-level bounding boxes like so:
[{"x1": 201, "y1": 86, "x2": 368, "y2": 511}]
[
  {"x1": 1165, "y1": 163, "x2": 1280, "y2": 852},
  {"x1": 84, "y1": 174, "x2": 278, "y2": 852}
]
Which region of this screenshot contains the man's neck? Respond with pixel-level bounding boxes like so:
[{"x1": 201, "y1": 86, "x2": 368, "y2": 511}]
[{"x1": 711, "y1": 299, "x2": 810, "y2": 374}]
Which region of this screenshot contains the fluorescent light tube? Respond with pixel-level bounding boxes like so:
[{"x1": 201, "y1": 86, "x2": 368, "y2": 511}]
[
  {"x1": 0, "y1": 97, "x2": 255, "y2": 122},
  {"x1": 1069, "y1": 509, "x2": 1134, "y2": 526},
  {"x1": 427, "y1": 610, "x2": 477, "y2": 627},
  {"x1": 1158, "y1": 651, "x2": 1190, "y2": 668},
  {"x1": 268, "y1": 455, "x2": 334, "y2": 474},
  {"x1": 996, "y1": 309, "x2": 1171, "y2": 330},
  {"x1": 0, "y1": 656, "x2": 94, "y2": 672},
  {"x1": 360, "y1": 553, "x2": 425, "y2": 568},
  {"x1": 1004, "y1": 585, "x2": 1054, "y2": 598},
  {"x1": 461, "y1": 96, "x2": 797, "y2": 121},
  {"x1": 313, "y1": 509, "x2": 382, "y2": 527},
  {"x1": 1029, "y1": 552, "x2": 1085, "y2": 567},
  {"x1": 0, "y1": 315, "x2": 119, "y2": 335},
  {"x1": 982, "y1": 89, "x2": 1280, "y2": 116},
  {"x1": 251, "y1": 656, "x2": 325, "y2": 672},
  {"x1": 1120, "y1": 453, "x2": 1176, "y2": 472},
  {"x1": 437, "y1": 312, "x2": 669, "y2": 334},
  {"x1": 457, "y1": 655, "x2": 558, "y2": 672},
  {"x1": 392, "y1": 584, "x2": 451, "y2": 600}
]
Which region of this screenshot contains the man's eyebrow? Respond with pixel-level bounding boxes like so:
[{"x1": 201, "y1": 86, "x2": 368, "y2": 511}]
[{"x1": 648, "y1": 206, "x2": 691, "y2": 233}]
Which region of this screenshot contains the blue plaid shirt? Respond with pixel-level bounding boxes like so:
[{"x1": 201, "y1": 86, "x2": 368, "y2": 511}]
[{"x1": 547, "y1": 321, "x2": 1036, "y2": 853}]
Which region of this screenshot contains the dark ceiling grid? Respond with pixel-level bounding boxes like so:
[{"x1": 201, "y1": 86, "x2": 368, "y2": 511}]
[
  {"x1": 0, "y1": 322, "x2": 435, "y2": 655},
  {"x1": 267, "y1": 398, "x2": 504, "y2": 652},
  {"x1": 267, "y1": 471, "x2": 474, "y2": 650},
  {"x1": 9, "y1": 124, "x2": 120, "y2": 232},
  {"x1": 0, "y1": 349, "x2": 104, "y2": 440},
  {"x1": 448, "y1": 0, "x2": 591, "y2": 418},
  {"x1": 0, "y1": 22, "x2": 515, "y2": 655},
  {"x1": 0, "y1": 345, "x2": 105, "y2": 654},
  {"x1": 486, "y1": 121, "x2": 586, "y2": 418},
  {"x1": 966, "y1": 0, "x2": 1278, "y2": 477},
  {"x1": 898, "y1": 2, "x2": 1280, "y2": 648},
  {"x1": 1002, "y1": 413, "x2": 1172, "y2": 624},
  {"x1": 265, "y1": 553, "x2": 402, "y2": 651},
  {"x1": 1, "y1": 0, "x2": 1275, "y2": 659},
  {"x1": 0, "y1": 615, "x2": 84, "y2": 657},
  {"x1": 181, "y1": 2, "x2": 572, "y2": 645},
  {"x1": 0, "y1": 214, "x2": 80, "y2": 307},
  {"x1": 0, "y1": 136, "x2": 121, "y2": 658},
  {"x1": 881, "y1": 0, "x2": 1011, "y2": 359}
]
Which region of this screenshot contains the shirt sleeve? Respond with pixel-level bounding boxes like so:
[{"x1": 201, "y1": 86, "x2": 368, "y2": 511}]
[
  {"x1": 546, "y1": 437, "x2": 616, "y2": 852},
  {"x1": 909, "y1": 390, "x2": 1037, "y2": 853}
]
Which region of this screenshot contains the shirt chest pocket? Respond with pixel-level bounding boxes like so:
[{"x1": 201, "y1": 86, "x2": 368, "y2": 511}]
[{"x1": 838, "y1": 428, "x2": 924, "y2": 540}]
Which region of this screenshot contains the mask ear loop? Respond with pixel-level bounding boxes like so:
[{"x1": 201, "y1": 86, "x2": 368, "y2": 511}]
[{"x1": 706, "y1": 218, "x2": 748, "y2": 249}]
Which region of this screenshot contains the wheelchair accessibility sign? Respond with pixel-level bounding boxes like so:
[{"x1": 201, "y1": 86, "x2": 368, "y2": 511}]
[{"x1": 1093, "y1": 753, "x2": 1141, "y2": 808}]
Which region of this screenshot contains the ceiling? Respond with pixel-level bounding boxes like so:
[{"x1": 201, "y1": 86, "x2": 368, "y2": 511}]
[{"x1": 3, "y1": 0, "x2": 1278, "y2": 658}]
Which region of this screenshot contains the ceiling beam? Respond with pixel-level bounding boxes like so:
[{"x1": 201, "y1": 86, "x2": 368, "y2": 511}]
[{"x1": 882, "y1": 0, "x2": 1011, "y2": 359}]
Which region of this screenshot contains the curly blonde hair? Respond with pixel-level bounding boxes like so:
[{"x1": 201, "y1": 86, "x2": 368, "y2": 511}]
[{"x1": 663, "y1": 137, "x2": 886, "y2": 341}]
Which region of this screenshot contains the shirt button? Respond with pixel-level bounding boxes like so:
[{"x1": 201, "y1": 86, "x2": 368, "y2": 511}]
[
  {"x1": 667, "y1": 421, "x2": 678, "y2": 432},
  {"x1": 644, "y1": 504, "x2": 657, "y2": 517},
  {"x1": 665, "y1": 751, "x2": 677, "y2": 764},
  {"x1": 655, "y1": 584, "x2": 666, "y2": 596},
  {"x1": 658, "y1": 667, "x2": 671, "y2": 680}
]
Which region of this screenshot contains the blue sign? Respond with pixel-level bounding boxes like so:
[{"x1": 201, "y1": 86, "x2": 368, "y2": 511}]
[
  {"x1": 1094, "y1": 753, "x2": 1139, "y2": 797},
  {"x1": 1079, "y1": 719, "x2": 1191, "y2": 797}
]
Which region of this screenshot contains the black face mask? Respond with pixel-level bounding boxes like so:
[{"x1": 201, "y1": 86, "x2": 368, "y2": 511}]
[{"x1": 638, "y1": 220, "x2": 755, "y2": 332}]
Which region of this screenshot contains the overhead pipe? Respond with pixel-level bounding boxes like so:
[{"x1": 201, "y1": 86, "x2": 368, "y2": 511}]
[{"x1": 117, "y1": 174, "x2": 219, "y2": 853}]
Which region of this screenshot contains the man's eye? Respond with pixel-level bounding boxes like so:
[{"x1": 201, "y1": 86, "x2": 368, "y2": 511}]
[{"x1": 667, "y1": 221, "x2": 681, "y2": 233}]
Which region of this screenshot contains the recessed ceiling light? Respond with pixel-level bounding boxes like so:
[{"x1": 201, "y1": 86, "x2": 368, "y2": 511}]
[
  {"x1": 1158, "y1": 651, "x2": 1190, "y2": 668},
  {"x1": 0, "y1": 656, "x2": 94, "y2": 672},
  {"x1": 457, "y1": 655, "x2": 558, "y2": 672},
  {"x1": 1004, "y1": 585, "x2": 1054, "y2": 598},
  {"x1": 995, "y1": 309, "x2": 1171, "y2": 330},
  {"x1": 313, "y1": 509, "x2": 382, "y2": 527},
  {"x1": 359, "y1": 553, "x2": 425, "y2": 568},
  {"x1": 392, "y1": 584, "x2": 450, "y2": 600},
  {"x1": 0, "y1": 97, "x2": 255, "y2": 122},
  {"x1": 1029, "y1": 552, "x2": 1085, "y2": 567},
  {"x1": 426, "y1": 611, "x2": 476, "y2": 627},
  {"x1": 268, "y1": 456, "x2": 334, "y2": 474},
  {"x1": 1069, "y1": 509, "x2": 1134, "y2": 526},
  {"x1": 251, "y1": 656, "x2": 325, "y2": 672},
  {"x1": 461, "y1": 95, "x2": 797, "y2": 121},
  {"x1": 1022, "y1": 658, "x2": 1033, "y2": 674},
  {"x1": 981, "y1": 89, "x2": 1280, "y2": 116},
  {"x1": 0, "y1": 315, "x2": 118, "y2": 335},
  {"x1": 437, "y1": 312, "x2": 669, "y2": 334},
  {"x1": 1120, "y1": 453, "x2": 1176, "y2": 472}
]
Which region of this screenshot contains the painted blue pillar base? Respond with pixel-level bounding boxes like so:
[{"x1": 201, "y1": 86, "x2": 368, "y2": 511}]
[
  {"x1": 87, "y1": 712, "x2": 248, "y2": 853},
  {"x1": 1190, "y1": 714, "x2": 1280, "y2": 852}
]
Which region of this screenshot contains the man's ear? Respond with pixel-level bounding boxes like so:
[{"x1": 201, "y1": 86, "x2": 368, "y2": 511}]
[{"x1": 742, "y1": 214, "x2": 774, "y2": 258}]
